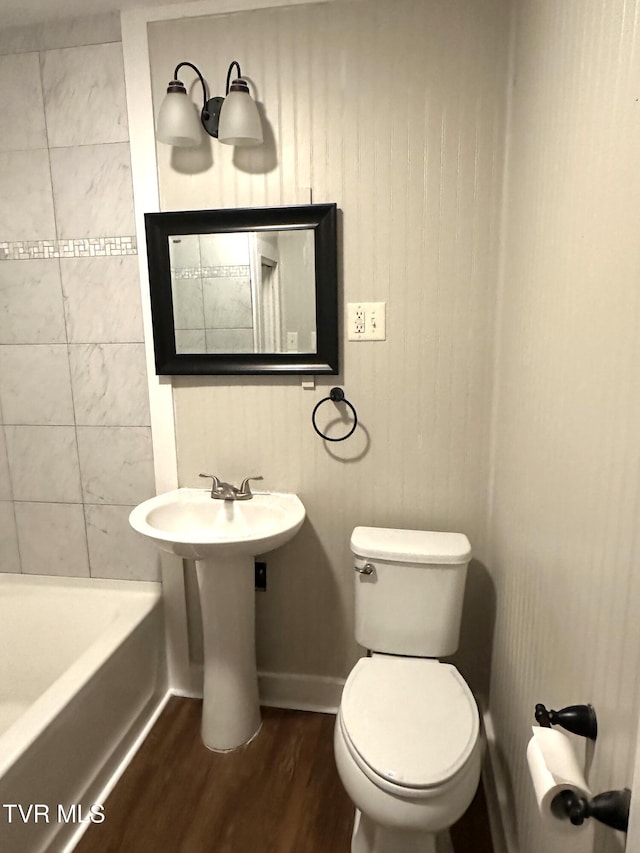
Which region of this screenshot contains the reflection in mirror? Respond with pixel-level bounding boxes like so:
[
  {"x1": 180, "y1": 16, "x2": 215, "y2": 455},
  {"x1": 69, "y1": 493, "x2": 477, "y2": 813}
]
[
  {"x1": 169, "y1": 230, "x2": 316, "y2": 356},
  {"x1": 144, "y1": 203, "x2": 338, "y2": 375}
]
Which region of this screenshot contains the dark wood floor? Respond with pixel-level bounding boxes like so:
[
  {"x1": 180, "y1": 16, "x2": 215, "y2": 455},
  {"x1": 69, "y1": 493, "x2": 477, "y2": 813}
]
[{"x1": 77, "y1": 697, "x2": 493, "y2": 853}]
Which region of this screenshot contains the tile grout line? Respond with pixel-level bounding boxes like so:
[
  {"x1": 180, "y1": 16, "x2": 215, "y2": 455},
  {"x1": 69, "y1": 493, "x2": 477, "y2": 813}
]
[{"x1": 40, "y1": 42, "x2": 95, "y2": 579}]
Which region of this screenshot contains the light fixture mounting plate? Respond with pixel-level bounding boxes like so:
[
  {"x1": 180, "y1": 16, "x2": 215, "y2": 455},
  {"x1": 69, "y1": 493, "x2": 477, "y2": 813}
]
[{"x1": 202, "y1": 96, "x2": 224, "y2": 138}]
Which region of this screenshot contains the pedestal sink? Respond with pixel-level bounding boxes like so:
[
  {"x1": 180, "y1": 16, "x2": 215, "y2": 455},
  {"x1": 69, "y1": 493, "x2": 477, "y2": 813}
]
[{"x1": 129, "y1": 488, "x2": 305, "y2": 751}]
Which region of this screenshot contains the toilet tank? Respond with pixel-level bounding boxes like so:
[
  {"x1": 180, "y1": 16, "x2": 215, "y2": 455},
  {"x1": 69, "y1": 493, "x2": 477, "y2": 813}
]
[{"x1": 351, "y1": 527, "x2": 472, "y2": 657}]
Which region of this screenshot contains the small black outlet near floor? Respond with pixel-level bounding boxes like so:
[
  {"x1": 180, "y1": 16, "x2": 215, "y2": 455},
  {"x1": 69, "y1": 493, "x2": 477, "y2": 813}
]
[{"x1": 255, "y1": 561, "x2": 267, "y2": 591}]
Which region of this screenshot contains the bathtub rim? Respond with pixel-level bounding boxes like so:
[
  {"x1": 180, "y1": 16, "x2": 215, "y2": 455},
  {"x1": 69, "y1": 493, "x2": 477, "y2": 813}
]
[{"x1": 0, "y1": 573, "x2": 162, "y2": 782}]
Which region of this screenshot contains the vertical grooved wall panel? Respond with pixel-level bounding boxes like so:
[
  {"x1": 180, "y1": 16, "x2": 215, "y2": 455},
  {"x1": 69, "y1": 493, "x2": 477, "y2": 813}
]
[
  {"x1": 489, "y1": 1, "x2": 640, "y2": 851},
  {"x1": 148, "y1": 2, "x2": 640, "y2": 847},
  {"x1": 148, "y1": 0, "x2": 510, "y2": 686}
]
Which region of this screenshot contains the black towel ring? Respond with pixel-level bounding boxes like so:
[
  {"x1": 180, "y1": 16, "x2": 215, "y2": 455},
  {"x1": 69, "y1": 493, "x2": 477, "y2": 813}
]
[{"x1": 312, "y1": 387, "x2": 358, "y2": 442}]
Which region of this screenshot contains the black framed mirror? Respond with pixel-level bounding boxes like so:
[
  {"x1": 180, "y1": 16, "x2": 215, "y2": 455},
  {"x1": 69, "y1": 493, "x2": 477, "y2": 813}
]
[{"x1": 144, "y1": 203, "x2": 338, "y2": 375}]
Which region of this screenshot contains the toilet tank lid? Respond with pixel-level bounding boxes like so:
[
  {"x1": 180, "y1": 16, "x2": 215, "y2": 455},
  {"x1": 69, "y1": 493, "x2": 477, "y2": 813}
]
[{"x1": 350, "y1": 527, "x2": 471, "y2": 564}]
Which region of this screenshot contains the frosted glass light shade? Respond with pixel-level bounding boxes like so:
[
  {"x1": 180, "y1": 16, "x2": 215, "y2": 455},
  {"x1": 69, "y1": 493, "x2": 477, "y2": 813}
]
[
  {"x1": 218, "y1": 86, "x2": 263, "y2": 147},
  {"x1": 157, "y1": 88, "x2": 202, "y2": 147}
]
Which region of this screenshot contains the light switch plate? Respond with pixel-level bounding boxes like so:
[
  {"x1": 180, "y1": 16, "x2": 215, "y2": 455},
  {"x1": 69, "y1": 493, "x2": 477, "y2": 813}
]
[{"x1": 347, "y1": 302, "x2": 386, "y2": 340}]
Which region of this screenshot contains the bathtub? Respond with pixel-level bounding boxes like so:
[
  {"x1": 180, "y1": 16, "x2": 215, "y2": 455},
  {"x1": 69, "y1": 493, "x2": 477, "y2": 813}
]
[{"x1": 0, "y1": 574, "x2": 167, "y2": 853}]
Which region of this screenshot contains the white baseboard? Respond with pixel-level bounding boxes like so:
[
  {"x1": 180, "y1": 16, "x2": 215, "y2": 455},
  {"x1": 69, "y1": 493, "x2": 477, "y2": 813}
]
[
  {"x1": 258, "y1": 670, "x2": 345, "y2": 714},
  {"x1": 480, "y1": 703, "x2": 518, "y2": 853},
  {"x1": 177, "y1": 665, "x2": 345, "y2": 714}
]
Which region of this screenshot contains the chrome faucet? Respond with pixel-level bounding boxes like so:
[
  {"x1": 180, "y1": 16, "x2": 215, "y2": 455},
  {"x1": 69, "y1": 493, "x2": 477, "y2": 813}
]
[{"x1": 199, "y1": 473, "x2": 263, "y2": 501}]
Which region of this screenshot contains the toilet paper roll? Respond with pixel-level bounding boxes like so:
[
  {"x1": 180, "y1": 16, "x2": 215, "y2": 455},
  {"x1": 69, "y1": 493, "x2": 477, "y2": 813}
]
[{"x1": 526, "y1": 726, "x2": 591, "y2": 833}]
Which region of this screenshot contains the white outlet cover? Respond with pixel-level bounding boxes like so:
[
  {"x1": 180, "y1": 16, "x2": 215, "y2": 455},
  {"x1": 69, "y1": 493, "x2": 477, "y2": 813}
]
[{"x1": 347, "y1": 302, "x2": 386, "y2": 341}]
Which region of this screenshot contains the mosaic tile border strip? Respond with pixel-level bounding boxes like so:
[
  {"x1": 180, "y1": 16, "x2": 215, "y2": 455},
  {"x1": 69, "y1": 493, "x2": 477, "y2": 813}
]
[
  {"x1": 0, "y1": 236, "x2": 138, "y2": 260},
  {"x1": 172, "y1": 264, "x2": 251, "y2": 280}
]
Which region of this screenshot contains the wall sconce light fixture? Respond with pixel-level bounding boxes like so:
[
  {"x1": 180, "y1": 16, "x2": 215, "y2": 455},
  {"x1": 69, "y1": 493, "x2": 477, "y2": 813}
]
[{"x1": 156, "y1": 60, "x2": 263, "y2": 148}]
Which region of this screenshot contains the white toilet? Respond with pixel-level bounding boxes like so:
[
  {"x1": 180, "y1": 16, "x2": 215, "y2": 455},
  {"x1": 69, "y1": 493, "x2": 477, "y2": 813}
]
[{"x1": 334, "y1": 527, "x2": 481, "y2": 853}]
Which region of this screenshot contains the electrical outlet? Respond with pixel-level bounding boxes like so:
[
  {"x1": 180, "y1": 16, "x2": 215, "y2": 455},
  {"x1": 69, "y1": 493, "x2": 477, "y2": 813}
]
[
  {"x1": 286, "y1": 331, "x2": 298, "y2": 351},
  {"x1": 255, "y1": 561, "x2": 267, "y2": 591},
  {"x1": 347, "y1": 302, "x2": 387, "y2": 340}
]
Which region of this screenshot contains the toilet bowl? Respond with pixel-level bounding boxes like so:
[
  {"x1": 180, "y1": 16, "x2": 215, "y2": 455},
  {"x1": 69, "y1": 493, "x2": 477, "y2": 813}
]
[
  {"x1": 334, "y1": 655, "x2": 481, "y2": 853},
  {"x1": 334, "y1": 527, "x2": 480, "y2": 853}
]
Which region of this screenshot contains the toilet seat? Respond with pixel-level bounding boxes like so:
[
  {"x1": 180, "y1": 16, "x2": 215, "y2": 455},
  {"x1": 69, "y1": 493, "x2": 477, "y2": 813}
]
[{"x1": 339, "y1": 657, "x2": 479, "y2": 793}]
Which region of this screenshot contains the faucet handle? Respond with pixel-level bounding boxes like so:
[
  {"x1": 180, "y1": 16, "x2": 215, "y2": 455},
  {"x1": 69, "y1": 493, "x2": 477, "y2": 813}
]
[
  {"x1": 239, "y1": 476, "x2": 263, "y2": 496},
  {"x1": 199, "y1": 473, "x2": 221, "y2": 497}
]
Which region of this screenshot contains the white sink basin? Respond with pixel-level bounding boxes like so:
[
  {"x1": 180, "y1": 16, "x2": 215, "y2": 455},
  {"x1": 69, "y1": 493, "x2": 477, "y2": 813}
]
[
  {"x1": 129, "y1": 488, "x2": 305, "y2": 559},
  {"x1": 129, "y1": 486, "x2": 306, "y2": 752}
]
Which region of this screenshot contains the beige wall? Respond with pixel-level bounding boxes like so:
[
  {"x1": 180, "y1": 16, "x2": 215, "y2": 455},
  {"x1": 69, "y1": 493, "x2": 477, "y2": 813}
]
[
  {"x1": 278, "y1": 230, "x2": 316, "y2": 353},
  {"x1": 144, "y1": 0, "x2": 640, "y2": 848},
  {"x1": 148, "y1": 0, "x2": 510, "y2": 687},
  {"x1": 488, "y1": 1, "x2": 640, "y2": 851}
]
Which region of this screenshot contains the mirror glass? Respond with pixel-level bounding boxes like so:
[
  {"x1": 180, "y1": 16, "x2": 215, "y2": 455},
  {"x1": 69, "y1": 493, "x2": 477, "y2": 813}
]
[
  {"x1": 144, "y1": 204, "x2": 338, "y2": 375},
  {"x1": 169, "y1": 229, "x2": 316, "y2": 355}
]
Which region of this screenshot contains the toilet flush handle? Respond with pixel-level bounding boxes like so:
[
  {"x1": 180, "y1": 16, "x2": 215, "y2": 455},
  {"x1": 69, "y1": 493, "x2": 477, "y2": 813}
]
[{"x1": 355, "y1": 563, "x2": 375, "y2": 575}]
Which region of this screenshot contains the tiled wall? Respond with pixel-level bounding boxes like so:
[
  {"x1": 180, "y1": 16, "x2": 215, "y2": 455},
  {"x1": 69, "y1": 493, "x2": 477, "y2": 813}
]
[{"x1": 0, "y1": 17, "x2": 158, "y2": 581}]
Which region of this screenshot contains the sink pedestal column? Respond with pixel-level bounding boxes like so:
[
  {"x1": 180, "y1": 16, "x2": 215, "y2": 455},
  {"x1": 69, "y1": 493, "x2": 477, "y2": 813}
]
[{"x1": 195, "y1": 555, "x2": 261, "y2": 751}]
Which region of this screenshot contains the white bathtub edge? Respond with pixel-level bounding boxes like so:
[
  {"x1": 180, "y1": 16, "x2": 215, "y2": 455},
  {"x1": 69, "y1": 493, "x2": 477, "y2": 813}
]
[
  {"x1": 62, "y1": 688, "x2": 172, "y2": 853},
  {"x1": 0, "y1": 573, "x2": 161, "y2": 595},
  {"x1": 0, "y1": 582, "x2": 162, "y2": 781}
]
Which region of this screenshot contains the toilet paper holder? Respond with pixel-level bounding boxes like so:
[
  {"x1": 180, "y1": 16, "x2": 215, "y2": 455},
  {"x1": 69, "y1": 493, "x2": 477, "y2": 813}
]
[
  {"x1": 535, "y1": 703, "x2": 598, "y2": 740},
  {"x1": 553, "y1": 788, "x2": 631, "y2": 833}
]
